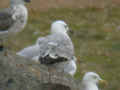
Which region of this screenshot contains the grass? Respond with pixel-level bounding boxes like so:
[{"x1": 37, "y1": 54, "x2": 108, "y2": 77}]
[{"x1": 7, "y1": 7, "x2": 120, "y2": 90}]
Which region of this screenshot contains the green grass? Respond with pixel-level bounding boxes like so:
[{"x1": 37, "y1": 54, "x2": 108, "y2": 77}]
[{"x1": 7, "y1": 7, "x2": 120, "y2": 90}]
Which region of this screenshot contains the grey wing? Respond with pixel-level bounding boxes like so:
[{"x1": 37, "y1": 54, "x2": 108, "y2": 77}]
[
  {"x1": 16, "y1": 44, "x2": 40, "y2": 59},
  {"x1": 55, "y1": 35, "x2": 75, "y2": 60},
  {"x1": 0, "y1": 8, "x2": 15, "y2": 31},
  {"x1": 37, "y1": 35, "x2": 58, "y2": 57},
  {"x1": 37, "y1": 37, "x2": 50, "y2": 56},
  {"x1": 40, "y1": 34, "x2": 74, "y2": 60}
]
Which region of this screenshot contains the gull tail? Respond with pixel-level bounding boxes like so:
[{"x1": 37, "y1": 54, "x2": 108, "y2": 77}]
[{"x1": 39, "y1": 54, "x2": 68, "y2": 65}]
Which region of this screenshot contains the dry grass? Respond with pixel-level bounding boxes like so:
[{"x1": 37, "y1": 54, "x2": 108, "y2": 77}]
[{"x1": 0, "y1": 0, "x2": 120, "y2": 10}]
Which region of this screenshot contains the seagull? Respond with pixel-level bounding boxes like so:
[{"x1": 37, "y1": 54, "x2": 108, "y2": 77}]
[
  {"x1": 81, "y1": 72, "x2": 107, "y2": 90},
  {"x1": 37, "y1": 20, "x2": 77, "y2": 76},
  {"x1": 0, "y1": 0, "x2": 30, "y2": 52},
  {"x1": 37, "y1": 20, "x2": 75, "y2": 64},
  {"x1": 17, "y1": 20, "x2": 77, "y2": 76}
]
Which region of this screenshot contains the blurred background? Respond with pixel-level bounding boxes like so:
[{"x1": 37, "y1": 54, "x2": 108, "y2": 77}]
[
  {"x1": 0, "y1": 0, "x2": 120, "y2": 90},
  {"x1": 0, "y1": 0, "x2": 120, "y2": 9}
]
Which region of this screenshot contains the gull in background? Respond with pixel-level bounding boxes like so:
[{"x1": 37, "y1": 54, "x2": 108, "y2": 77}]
[
  {"x1": 17, "y1": 20, "x2": 77, "y2": 76},
  {"x1": 0, "y1": 0, "x2": 30, "y2": 52},
  {"x1": 81, "y1": 72, "x2": 107, "y2": 90}
]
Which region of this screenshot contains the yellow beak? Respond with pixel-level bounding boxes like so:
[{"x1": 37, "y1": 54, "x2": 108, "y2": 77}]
[{"x1": 99, "y1": 80, "x2": 108, "y2": 86}]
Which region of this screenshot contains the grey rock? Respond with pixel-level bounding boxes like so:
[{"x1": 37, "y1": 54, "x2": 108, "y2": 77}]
[{"x1": 0, "y1": 52, "x2": 79, "y2": 90}]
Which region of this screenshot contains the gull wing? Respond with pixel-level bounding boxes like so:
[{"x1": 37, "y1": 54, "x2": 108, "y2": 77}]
[
  {"x1": 38, "y1": 33, "x2": 75, "y2": 64},
  {"x1": 17, "y1": 44, "x2": 40, "y2": 59}
]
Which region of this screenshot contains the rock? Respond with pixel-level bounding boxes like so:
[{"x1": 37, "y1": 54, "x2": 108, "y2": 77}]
[{"x1": 0, "y1": 51, "x2": 79, "y2": 90}]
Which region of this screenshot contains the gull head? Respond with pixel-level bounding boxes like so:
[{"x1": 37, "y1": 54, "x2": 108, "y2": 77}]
[
  {"x1": 82, "y1": 72, "x2": 107, "y2": 85},
  {"x1": 51, "y1": 20, "x2": 69, "y2": 34},
  {"x1": 10, "y1": 0, "x2": 31, "y2": 5}
]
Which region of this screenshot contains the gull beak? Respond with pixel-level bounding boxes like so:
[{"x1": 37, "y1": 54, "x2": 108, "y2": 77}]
[{"x1": 99, "y1": 79, "x2": 108, "y2": 86}]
